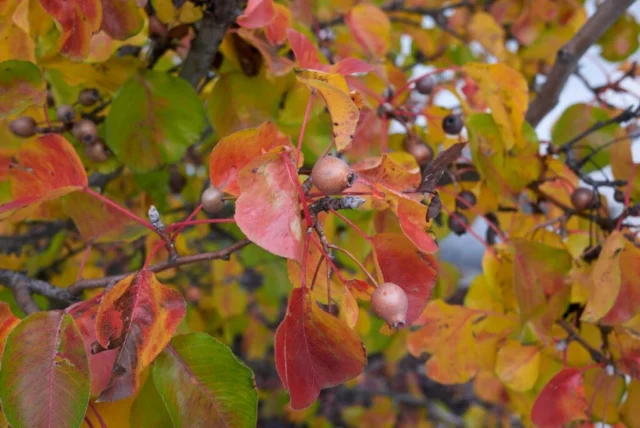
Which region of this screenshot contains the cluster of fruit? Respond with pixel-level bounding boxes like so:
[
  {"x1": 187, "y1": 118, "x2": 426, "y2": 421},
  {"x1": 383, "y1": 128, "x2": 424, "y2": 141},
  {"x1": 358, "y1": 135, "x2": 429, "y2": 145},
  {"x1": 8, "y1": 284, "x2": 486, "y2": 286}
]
[{"x1": 9, "y1": 88, "x2": 110, "y2": 163}]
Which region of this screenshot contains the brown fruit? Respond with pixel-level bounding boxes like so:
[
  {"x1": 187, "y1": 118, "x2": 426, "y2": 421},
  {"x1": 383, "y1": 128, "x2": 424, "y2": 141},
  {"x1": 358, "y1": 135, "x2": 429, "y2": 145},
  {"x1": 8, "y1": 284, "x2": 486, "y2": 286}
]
[
  {"x1": 78, "y1": 88, "x2": 100, "y2": 107},
  {"x1": 9, "y1": 116, "x2": 37, "y2": 138},
  {"x1": 410, "y1": 143, "x2": 434, "y2": 166},
  {"x1": 571, "y1": 188, "x2": 597, "y2": 211},
  {"x1": 415, "y1": 76, "x2": 435, "y2": 95},
  {"x1": 56, "y1": 104, "x2": 75, "y2": 123},
  {"x1": 442, "y1": 114, "x2": 464, "y2": 134},
  {"x1": 84, "y1": 140, "x2": 109, "y2": 162},
  {"x1": 448, "y1": 212, "x2": 468, "y2": 236},
  {"x1": 72, "y1": 119, "x2": 98, "y2": 144},
  {"x1": 371, "y1": 282, "x2": 409, "y2": 328},
  {"x1": 455, "y1": 190, "x2": 477, "y2": 210},
  {"x1": 311, "y1": 156, "x2": 356, "y2": 195},
  {"x1": 614, "y1": 189, "x2": 625, "y2": 203},
  {"x1": 201, "y1": 186, "x2": 224, "y2": 214},
  {"x1": 185, "y1": 286, "x2": 202, "y2": 304}
]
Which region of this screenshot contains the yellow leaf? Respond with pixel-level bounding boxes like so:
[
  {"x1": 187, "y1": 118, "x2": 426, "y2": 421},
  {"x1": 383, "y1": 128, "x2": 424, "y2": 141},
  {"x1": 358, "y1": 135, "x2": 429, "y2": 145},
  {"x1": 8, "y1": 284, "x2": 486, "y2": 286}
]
[
  {"x1": 582, "y1": 231, "x2": 625, "y2": 322},
  {"x1": 295, "y1": 69, "x2": 360, "y2": 152},
  {"x1": 345, "y1": 4, "x2": 390, "y2": 59},
  {"x1": 463, "y1": 63, "x2": 528, "y2": 150},
  {"x1": 622, "y1": 380, "x2": 640, "y2": 427},
  {"x1": 495, "y1": 340, "x2": 540, "y2": 391},
  {"x1": 468, "y1": 12, "x2": 506, "y2": 60}
]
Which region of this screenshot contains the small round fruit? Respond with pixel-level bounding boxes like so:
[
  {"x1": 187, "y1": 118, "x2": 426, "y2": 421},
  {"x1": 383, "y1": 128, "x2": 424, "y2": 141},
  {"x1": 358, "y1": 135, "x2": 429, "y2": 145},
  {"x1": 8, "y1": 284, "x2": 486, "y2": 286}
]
[
  {"x1": 442, "y1": 114, "x2": 464, "y2": 134},
  {"x1": 56, "y1": 104, "x2": 75, "y2": 123},
  {"x1": 72, "y1": 119, "x2": 98, "y2": 144},
  {"x1": 448, "y1": 212, "x2": 468, "y2": 236},
  {"x1": 201, "y1": 186, "x2": 224, "y2": 214},
  {"x1": 571, "y1": 188, "x2": 597, "y2": 211},
  {"x1": 415, "y1": 76, "x2": 435, "y2": 95},
  {"x1": 78, "y1": 88, "x2": 100, "y2": 107},
  {"x1": 311, "y1": 156, "x2": 356, "y2": 195},
  {"x1": 85, "y1": 140, "x2": 109, "y2": 162},
  {"x1": 409, "y1": 143, "x2": 434, "y2": 166},
  {"x1": 9, "y1": 116, "x2": 37, "y2": 138},
  {"x1": 456, "y1": 190, "x2": 477, "y2": 210},
  {"x1": 371, "y1": 282, "x2": 409, "y2": 328},
  {"x1": 614, "y1": 189, "x2": 625, "y2": 203},
  {"x1": 185, "y1": 286, "x2": 202, "y2": 304}
]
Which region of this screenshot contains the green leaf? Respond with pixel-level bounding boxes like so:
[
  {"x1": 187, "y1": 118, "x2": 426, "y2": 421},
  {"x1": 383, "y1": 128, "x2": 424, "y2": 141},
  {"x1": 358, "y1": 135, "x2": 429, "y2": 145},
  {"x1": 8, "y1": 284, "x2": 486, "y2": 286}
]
[
  {"x1": 130, "y1": 371, "x2": 173, "y2": 427},
  {"x1": 0, "y1": 60, "x2": 46, "y2": 117},
  {"x1": 105, "y1": 71, "x2": 208, "y2": 172},
  {"x1": 598, "y1": 14, "x2": 640, "y2": 62},
  {"x1": 551, "y1": 103, "x2": 625, "y2": 172},
  {"x1": 153, "y1": 332, "x2": 258, "y2": 428},
  {"x1": 0, "y1": 311, "x2": 90, "y2": 428}
]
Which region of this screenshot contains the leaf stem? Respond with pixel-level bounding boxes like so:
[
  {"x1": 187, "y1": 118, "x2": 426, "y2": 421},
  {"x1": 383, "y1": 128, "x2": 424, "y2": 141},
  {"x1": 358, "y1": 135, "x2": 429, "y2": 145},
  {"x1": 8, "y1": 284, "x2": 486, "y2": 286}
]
[
  {"x1": 83, "y1": 187, "x2": 155, "y2": 232},
  {"x1": 170, "y1": 203, "x2": 203, "y2": 239},
  {"x1": 296, "y1": 91, "x2": 315, "y2": 166},
  {"x1": 329, "y1": 244, "x2": 378, "y2": 286},
  {"x1": 168, "y1": 218, "x2": 236, "y2": 230},
  {"x1": 330, "y1": 209, "x2": 371, "y2": 241}
]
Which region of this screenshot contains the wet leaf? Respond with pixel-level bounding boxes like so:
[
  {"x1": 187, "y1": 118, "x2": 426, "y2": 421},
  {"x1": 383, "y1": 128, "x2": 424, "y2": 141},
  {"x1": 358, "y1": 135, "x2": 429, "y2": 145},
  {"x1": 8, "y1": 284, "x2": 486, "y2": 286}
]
[
  {"x1": 235, "y1": 148, "x2": 303, "y2": 261},
  {"x1": 275, "y1": 287, "x2": 366, "y2": 409},
  {"x1": 153, "y1": 333, "x2": 258, "y2": 427},
  {"x1": 0, "y1": 134, "x2": 88, "y2": 220},
  {"x1": 0, "y1": 311, "x2": 90, "y2": 428},
  {"x1": 295, "y1": 69, "x2": 360, "y2": 152},
  {"x1": 494, "y1": 340, "x2": 540, "y2": 391},
  {"x1": 95, "y1": 270, "x2": 186, "y2": 402},
  {"x1": 40, "y1": 0, "x2": 101, "y2": 59},
  {"x1": 100, "y1": 0, "x2": 144, "y2": 40},
  {"x1": 0, "y1": 60, "x2": 45, "y2": 117},
  {"x1": 371, "y1": 233, "x2": 438, "y2": 324},
  {"x1": 105, "y1": 71, "x2": 208, "y2": 172},
  {"x1": 531, "y1": 368, "x2": 587, "y2": 427},
  {"x1": 463, "y1": 63, "x2": 528, "y2": 150},
  {"x1": 345, "y1": 4, "x2": 390, "y2": 59}
]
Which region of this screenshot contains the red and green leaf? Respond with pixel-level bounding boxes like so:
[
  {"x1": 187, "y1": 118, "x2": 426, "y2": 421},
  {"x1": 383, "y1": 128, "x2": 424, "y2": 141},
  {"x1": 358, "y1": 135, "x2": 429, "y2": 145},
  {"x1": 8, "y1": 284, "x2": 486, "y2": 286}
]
[
  {"x1": 153, "y1": 333, "x2": 258, "y2": 426},
  {"x1": 99, "y1": 0, "x2": 144, "y2": 40},
  {"x1": 94, "y1": 270, "x2": 186, "y2": 402},
  {"x1": 531, "y1": 368, "x2": 588, "y2": 427},
  {"x1": 0, "y1": 134, "x2": 88, "y2": 220},
  {"x1": 235, "y1": 148, "x2": 304, "y2": 261},
  {"x1": 0, "y1": 311, "x2": 90, "y2": 428},
  {"x1": 372, "y1": 233, "x2": 438, "y2": 324},
  {"x1": 39, "y1": 0, "x2": 101, "y2": 59},
  {"x1": 0, "y1": 302, "x2": 19, "y2": 357},
  {"x1": 275, "y1": 287, "x2": 366, "y2": 409}
]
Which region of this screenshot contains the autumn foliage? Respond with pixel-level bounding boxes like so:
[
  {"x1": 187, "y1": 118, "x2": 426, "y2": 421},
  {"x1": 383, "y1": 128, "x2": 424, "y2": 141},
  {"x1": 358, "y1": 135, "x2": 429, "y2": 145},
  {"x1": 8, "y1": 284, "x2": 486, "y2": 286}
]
[{"x1": 1, "y1": 0, "x2": 640, "y2": 426}]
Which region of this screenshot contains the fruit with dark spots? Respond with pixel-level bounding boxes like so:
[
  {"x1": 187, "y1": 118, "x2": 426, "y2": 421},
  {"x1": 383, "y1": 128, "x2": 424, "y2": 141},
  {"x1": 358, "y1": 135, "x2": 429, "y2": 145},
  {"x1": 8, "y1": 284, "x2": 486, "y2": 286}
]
[
  {"x1": 311, "y1": 156, "x2": 356, "y2": 195},
  {"x1": 72, "y1": 119, "x2": 98, "y2": 144},
  {"x1": 448, "y1": 212, "x2": 468, "y2": 236},
  {"x1": 442, "y1": 114, "x2": 464, "y2": 134},
  {"x1": 78, "y1": 88, "x2": 100, "y2": 107},
  {"x1": 9, "y1": 116, "x2": 37, "y2": 138},
  {"x1": 85, "y1": 139, "x2": 109, "y2": 163},
  {"x1": 56, "y1": 104, "x2": 75, "y2": 123},
  {"x1": 371, "y1": 282, "x2": 408, "y2": 328}
]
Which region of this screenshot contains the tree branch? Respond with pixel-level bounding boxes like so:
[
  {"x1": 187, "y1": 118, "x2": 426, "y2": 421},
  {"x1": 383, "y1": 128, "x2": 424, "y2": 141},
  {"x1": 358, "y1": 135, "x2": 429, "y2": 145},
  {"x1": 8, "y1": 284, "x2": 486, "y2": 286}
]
[
  {"x1": 525, "y1": 0, "x2": 636, "y2": 126},
  {"x1": 0, "y1": 270, "x2": 79, "y2": 314},
  {"x1": 68, "y1": 239, "x2": 251, "y2": 294},
  {"x1": 179, "y1": 0, "x2": 246, "y2": 88}
]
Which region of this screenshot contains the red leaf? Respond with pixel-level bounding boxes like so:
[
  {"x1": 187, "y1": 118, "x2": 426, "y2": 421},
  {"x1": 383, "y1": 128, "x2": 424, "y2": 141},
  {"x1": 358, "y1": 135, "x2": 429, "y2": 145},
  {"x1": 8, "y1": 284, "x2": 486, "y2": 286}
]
[
  {"x1": 287, "y1": 28, "x2": 324, "y2": 70},
  {"x1": 40, "y1": 0, "x2": 101, "y2": 59},
  {"x1": 0, "y1": 134, "x2": 88, "y2": 220},
  {"x1": 209, "y1": 121, "x2": 291, "y2": 196},
  {"x1": 237, "y1": 0, "x2": 276, "y2": 29},
  {"x1": 275, "y1": 287, "x2": 366, "y2": 409},
  {"x1": 531, "y1": 368, "x2": 588, "y2": 427},
  {"x1": 235, "y1": 148, "x2": 304, "y2": 261},
  {"x1": 99, "y1": 0, "x2": 144, "y2": 40},
  {"x1": 265, "y1": 4, "x2": 291, "y2": 45},
  {"x1": 67, "y1": 295, "x2": 118, "y2": 398},
  {"x1": 95, "y1": 270, "x2": 186, "y2": 402},
  {"x1": 372, "y1": 233, "x2": 437, "y2": 324},
  {"x1": 0, "y1": 302, "x2": 19, "y2": 357},
  {"x1": 331, "y1": 57, "x2": 376, "y2": 75}
]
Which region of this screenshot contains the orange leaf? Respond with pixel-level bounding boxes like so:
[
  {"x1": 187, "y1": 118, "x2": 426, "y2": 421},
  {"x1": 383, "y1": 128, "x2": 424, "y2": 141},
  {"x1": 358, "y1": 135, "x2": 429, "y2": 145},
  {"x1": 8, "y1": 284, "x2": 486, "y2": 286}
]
[
  {"x1": 354, "y1": 154, "x2": 421, "y2": 192},
  {"x1": 40, "y1": 0, "x2": 102, "y2": 59},
  {"x1": 602, "y1": 238, "x2": 640, "y2": 324},
  {"x1": 235, "y1": 148, "x2": 304, "y2": 261},
  {"x1": 0, "y1": 134, "x2": 88, "y2": 220},
  {"x1": 209, "y1": 121, "x2": 291, "y2": 196},
  {"x1": 372, "y1": 233, "x2": 437, "y2": 324},
  {"x1": 582, "y1": 231, "x2": 625, "y2": 322},
  {"x1": 275, "y1": 287, "x2": 366, "y2": 409},
  {"x1": 345, "y1": 4, "x2": 390, "y2": 59},
  {"x1": 494, "y1": 339, "x2": 540, "y2": 391},
  {"x1": 531, "y1": 368, "x2": 588, "y2": 427},
  {"x1": 95, "y1": 270, "x2": 186, "y2": 402}
]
